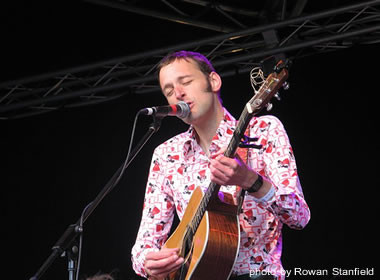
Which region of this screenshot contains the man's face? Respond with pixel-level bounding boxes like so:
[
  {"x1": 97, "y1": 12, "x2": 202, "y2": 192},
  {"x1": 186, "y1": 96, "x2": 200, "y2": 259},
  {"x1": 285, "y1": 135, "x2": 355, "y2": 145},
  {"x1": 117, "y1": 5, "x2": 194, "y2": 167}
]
[{"x1": 159, "y1": 58, "x2": 220, "y2": 125}]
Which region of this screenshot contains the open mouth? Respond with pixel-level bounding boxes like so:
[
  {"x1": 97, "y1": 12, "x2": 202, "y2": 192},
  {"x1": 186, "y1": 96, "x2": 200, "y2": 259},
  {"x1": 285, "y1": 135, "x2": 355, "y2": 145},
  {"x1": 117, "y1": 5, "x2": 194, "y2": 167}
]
[{"x1": 186, "y1": 102, "x2": 193, "y2": 109}]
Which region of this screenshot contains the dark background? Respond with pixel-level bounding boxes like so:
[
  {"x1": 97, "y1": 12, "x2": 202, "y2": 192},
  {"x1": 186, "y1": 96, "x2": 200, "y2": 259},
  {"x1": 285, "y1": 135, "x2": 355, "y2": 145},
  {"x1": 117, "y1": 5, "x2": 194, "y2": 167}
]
[{"x1": 2, "y1": 1, "x2": 378, "y2": 280}]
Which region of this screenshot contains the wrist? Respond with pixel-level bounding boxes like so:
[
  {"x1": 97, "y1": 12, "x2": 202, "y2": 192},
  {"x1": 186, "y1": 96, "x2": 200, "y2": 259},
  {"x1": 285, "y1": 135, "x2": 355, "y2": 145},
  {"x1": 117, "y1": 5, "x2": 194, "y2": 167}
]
[{"x1": 246, "y1": 174, "x2": 263, "y2": 193}]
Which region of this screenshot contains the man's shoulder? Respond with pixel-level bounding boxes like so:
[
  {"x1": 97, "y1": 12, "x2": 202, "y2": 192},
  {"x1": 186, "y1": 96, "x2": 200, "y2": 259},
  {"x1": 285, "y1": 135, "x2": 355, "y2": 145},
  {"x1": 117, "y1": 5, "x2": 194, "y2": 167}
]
[
  {"x1": 154, "y1": 130, "x2": 190, "y2": 154},
  {"x1": 250, "y1": 114, "x2": 284, "y2": 128}
]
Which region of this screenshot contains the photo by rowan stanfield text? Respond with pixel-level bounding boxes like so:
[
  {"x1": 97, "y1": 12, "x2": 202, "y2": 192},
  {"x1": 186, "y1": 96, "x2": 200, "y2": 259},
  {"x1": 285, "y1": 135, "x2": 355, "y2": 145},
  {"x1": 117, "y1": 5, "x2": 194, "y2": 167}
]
[{"x1": 249, "y1": 267, "x2": 375, "y2": 278}]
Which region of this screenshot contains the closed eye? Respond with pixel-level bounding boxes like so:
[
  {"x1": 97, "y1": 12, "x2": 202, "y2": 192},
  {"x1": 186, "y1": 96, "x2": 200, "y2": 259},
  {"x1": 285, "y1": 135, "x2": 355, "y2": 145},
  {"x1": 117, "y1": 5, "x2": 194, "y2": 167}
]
[
  {"x1": 178, "y1": 75, "x2": 193, "y2": 86},
  {"x1": 165, "y1": 89, "x2": 174, "y2": 97},
  {"x1": 163, "y1": 85, "x2": 174, "y2": 97}
]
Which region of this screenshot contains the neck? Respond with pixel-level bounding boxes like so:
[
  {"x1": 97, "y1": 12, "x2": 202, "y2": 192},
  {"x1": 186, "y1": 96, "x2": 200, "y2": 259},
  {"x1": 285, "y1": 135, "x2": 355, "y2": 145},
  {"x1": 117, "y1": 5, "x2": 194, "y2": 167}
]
[{"x1": 193, "y1": 103, "x2": 224, "y2": 156}]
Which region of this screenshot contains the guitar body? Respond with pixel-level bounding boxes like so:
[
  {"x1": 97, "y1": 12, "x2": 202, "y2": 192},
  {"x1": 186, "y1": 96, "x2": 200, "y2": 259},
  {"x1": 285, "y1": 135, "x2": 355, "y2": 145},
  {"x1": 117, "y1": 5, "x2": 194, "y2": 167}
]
[{"x1": 163, "y1": 186, "x2": 240, "y2": 280}]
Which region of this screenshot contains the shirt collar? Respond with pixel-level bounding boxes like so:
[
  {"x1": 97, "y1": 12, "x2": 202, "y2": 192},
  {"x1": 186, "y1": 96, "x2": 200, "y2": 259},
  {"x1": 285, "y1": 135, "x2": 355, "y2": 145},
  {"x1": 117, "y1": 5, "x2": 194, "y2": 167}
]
[{"x1": 183, "y1": 108, "x2": 237, "y2": 159}]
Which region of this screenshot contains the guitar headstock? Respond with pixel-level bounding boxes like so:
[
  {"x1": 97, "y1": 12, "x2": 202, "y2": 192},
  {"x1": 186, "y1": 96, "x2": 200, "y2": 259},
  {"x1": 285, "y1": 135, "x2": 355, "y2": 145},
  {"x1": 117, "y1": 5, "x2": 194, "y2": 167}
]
[{"x1": 246, "y1": 60, "x2": 289, "y2": 115}]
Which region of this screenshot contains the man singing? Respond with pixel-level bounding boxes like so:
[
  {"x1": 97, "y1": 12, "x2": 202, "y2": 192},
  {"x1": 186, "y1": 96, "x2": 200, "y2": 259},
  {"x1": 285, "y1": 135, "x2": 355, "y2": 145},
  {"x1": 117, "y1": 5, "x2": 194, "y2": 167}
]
[{"x1": 131, "y1": 51, "x2": 310, "y2": 280}]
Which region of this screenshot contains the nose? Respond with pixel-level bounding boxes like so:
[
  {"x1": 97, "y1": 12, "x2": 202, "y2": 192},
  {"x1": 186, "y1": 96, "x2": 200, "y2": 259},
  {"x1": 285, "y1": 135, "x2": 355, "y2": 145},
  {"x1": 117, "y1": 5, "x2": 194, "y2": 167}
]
[{"x1": 174, "y1": 85, "x2": 186, "y2": 100}]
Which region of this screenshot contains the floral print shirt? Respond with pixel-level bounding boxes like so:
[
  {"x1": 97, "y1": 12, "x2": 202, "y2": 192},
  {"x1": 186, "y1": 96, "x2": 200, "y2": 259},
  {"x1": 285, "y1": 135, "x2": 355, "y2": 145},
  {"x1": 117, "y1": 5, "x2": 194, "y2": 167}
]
[{"x1": 131, "y1": 108, "x2": 310, "y2": 279}]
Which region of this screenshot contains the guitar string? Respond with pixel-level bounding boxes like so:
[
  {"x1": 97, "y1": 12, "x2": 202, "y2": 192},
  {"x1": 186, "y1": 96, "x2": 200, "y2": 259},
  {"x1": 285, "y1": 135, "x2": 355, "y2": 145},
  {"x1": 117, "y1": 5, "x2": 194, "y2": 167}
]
[{"x1": 188, "y1": 106, "x2": 251, "y2": 235}]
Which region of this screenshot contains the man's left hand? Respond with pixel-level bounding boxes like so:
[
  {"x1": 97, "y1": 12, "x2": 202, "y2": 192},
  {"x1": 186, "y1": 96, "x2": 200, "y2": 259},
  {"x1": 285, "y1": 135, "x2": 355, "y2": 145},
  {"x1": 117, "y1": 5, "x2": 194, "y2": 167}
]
[{"x1": 209, "y1": 149, "x2": 256, "y2": 189}]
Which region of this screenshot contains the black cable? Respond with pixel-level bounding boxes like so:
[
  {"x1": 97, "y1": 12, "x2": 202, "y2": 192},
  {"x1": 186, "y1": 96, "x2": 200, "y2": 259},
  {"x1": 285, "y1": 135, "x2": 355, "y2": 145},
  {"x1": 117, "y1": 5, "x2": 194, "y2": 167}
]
[
  {"x1": 106, "y1": 110, "x2": 142, "y2": 195},
  {"x1": 74, "y1": 110, "x2": 142, "y2": 280},
  {"x1": 75, "y1": 202, "x2": 93, "y2": 280}
]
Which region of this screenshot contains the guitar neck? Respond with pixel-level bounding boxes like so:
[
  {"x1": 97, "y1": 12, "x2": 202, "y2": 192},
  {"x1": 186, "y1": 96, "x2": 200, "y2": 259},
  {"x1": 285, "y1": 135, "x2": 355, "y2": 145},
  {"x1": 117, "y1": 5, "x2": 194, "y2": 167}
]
[
  {"x1": 225, "y1": 106, "x2": 252, "y2": 157},
  {"x1": 189, "y1": 106, "x2": 253, "y2": 234},
  {"x1": 188, "y1": 66, "x2": 289, "y2": 235}
]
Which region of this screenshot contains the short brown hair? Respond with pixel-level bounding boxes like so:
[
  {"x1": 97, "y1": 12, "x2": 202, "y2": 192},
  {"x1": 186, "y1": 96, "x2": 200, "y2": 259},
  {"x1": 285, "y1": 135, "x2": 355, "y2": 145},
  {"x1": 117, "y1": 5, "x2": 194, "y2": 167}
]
[{"x1": 157, "y1": 50, "x2": 215, "y2": 78}]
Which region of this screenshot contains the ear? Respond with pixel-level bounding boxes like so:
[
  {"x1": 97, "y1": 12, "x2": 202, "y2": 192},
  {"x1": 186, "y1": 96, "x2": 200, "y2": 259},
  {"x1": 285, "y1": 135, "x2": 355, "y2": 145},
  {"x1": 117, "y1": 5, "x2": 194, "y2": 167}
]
[{"x1": 208, "y1": 71, "x2": 222, "y2": 93}]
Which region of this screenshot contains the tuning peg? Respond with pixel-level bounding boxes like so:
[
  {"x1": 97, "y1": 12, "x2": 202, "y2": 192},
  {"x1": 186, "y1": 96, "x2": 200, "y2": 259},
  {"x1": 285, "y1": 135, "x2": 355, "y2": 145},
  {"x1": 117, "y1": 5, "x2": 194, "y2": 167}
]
[
  {"x1": 266, "y1": 103, "x2": 273, "y2": 111},
  {"x1": 283, "y1": 82, "x2": 290, "y2": 90},
  {"x1": 274, "y1": 92, "x2": 281, "y2": 101}
]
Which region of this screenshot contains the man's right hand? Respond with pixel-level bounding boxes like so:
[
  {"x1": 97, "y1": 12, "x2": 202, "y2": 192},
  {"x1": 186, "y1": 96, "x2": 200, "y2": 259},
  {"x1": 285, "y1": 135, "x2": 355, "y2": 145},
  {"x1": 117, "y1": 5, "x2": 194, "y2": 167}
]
[{"x1": 144, "y1": 247, "x2": 184, "y2": 280}]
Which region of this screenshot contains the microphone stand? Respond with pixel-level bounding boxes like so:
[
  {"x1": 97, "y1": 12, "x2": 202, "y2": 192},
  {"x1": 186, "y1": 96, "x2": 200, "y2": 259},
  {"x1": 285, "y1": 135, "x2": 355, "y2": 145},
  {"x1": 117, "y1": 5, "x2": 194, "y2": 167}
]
[{"x1": 30, "y1": 116, "x2": 163, "y2": 280}]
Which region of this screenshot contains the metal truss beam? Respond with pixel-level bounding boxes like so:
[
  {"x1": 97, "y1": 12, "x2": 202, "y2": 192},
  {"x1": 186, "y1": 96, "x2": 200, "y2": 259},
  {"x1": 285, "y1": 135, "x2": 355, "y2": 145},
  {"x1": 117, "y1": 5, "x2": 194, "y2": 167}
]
[
  {"x1": 84, "y1": 0, "x2": 235, "y2": 33},
  {"x1": 85, "y1": 0, "x2": 306, "y2": 32},
  {"x1": 1, "y1": 0, "x2": 380, "y2": 119},
  {"x1": 181, "y1": 0, "x2": 259, "y2": 18}
]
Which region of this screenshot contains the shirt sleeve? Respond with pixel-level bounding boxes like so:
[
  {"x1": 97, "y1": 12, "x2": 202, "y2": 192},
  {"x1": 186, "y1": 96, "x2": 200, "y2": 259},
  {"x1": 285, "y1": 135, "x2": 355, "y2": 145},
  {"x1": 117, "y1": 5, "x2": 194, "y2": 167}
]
[
  {"x1": 250, "y1": 115, "x2": 310, "y2": 230},
  {"x1": 131, "y1": 146, "x2": 176, "y2": 277}
]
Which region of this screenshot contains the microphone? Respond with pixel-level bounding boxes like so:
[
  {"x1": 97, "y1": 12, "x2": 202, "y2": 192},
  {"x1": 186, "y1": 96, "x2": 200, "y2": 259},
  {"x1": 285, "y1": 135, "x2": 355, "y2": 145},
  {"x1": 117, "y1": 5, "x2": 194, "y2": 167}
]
[{"x1": 139, "y1": 101, "x2": 190, "y2": 119}]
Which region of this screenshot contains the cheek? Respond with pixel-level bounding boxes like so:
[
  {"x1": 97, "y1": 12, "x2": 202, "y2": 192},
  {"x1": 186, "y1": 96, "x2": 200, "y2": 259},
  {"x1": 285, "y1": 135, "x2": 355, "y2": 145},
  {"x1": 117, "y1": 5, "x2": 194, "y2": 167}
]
[{"x1": 165, "y1": 96, "x2": 177, "y2": 105}]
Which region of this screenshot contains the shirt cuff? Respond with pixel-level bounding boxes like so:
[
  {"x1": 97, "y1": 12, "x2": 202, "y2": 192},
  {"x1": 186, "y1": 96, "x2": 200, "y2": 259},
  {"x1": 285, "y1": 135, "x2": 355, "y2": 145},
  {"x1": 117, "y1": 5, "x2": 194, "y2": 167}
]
[{"x1": 250, "y1": 184, "x2": 276, "y2": 203}]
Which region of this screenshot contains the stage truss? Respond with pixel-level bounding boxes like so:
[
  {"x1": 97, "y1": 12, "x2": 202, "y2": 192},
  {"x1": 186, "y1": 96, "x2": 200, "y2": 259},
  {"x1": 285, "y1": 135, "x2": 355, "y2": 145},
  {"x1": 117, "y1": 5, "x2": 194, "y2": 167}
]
[{"x1": 1, "y1": 0, "x2": 379, "y2": 119}]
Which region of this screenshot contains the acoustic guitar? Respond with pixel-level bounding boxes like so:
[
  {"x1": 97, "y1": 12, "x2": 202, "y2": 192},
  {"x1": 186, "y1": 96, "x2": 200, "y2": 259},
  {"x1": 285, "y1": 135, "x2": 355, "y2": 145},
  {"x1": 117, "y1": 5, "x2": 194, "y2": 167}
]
[{"x1": 163, "y1": 62, "x2": 289, "y2": 280}]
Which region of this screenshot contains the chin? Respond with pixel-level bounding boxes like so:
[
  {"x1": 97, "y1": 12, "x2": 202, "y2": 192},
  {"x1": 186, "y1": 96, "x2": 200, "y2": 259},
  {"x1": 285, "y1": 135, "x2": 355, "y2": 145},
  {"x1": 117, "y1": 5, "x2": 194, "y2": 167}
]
[
  {"x1": 180, "y1": 113, "x2": 197, "y2": 126},
  {"x1": 181, "y1": 117, "x2": 191, "y2": 125}
]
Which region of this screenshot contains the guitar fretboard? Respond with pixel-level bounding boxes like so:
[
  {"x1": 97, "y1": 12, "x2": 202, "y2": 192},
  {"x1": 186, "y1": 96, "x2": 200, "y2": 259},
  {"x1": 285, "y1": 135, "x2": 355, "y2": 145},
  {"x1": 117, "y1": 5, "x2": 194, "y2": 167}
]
[
  {"x1": 186, "y1": 66, "x2": 288, "y2": 236},
  {"x1": 188, "y1": 105, "x2": 253, "y2": 234}
]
